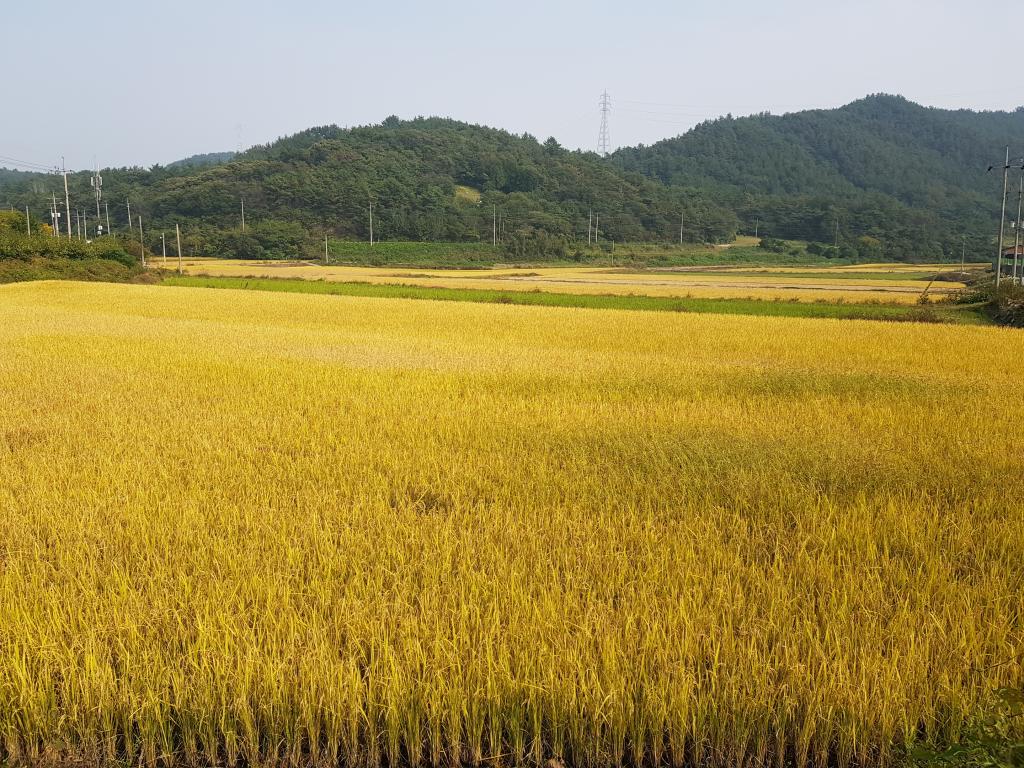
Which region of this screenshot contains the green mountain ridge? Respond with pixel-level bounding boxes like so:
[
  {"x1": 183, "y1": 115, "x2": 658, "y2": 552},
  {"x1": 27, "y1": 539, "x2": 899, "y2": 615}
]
[
  {"x1": 2, "y1": 95, "x2": 1022, "y2": 261},
  {"x1": 613, "y1": 94, "x2": 1024, "y2": 251}
]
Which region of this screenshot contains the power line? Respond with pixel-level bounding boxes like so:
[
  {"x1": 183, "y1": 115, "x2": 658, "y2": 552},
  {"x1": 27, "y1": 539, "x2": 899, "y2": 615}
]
[{"x1": 0, "y1": 154, "x2": 58, "y2": 173}]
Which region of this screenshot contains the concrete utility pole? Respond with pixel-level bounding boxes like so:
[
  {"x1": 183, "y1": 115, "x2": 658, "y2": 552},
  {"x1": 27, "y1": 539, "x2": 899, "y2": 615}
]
[
  {"x1": 25, "y1": 206, "x2": 30, "y2": 235},
  {"x1": 162, "y1": 232, "x2": 167, "y2": 265},
  {"x1": 369, "y1": 201, "x2": 374, "y2": 246},
  {"x1": 176, "y1": 224, "x2": 183, "y2": 275},
  {"x1": 138, "y1": 216, "x2": 145, "y2": 267},
  {"x1": 493, "y1": 204, "x2": 497, "y2": 246},
  {"x1": 105, "y1": 202, "x2": 111, "y2": 236},
  {"x1": 51, "y1": 193, "x2": 60, "y2": 238},
  {"x1": 62, "y1": 157, "x2": 71, "y2": 238},
  {"x1": 76, "y1": 209, "x2": 81, "y2": 241},
  {"x1": 241, "y1": 198, "x2": 246, "y2": 232},
  {"x1": 325, "y1": 234, "x2": 330, "y2": 265},
  {"x1": 961, "y1": 235, "x2": 966, "y2": 274},
  {"x1": 588, "y1": 209, "x2": 592, "y2": 246},
  {"x1": 126, "y1": 198, "x2": 132, "y2": 233},
  {"x1": 997, "y1": 146, "x2": 1010, "y2": 288},
  {"x1": 1015, "y1": 169, "x2": 1024, "y2": 283},
  {"x1": 91, "y1": 163, "x2": 102, "y2": 218},
  {"x1": 594, "y1": 213, "x2": 599, "y2": 246},
  {"x1": 679, "y1": 211, "x2": 684, "y2": 245},
  {"x1": 754, "y1": 218, "x2": 759, "y2": 238}
]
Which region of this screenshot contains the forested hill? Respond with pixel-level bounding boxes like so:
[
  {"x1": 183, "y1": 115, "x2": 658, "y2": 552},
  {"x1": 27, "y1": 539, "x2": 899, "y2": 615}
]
[
  {"x1": 612, "y1": 94, "x2": 1024, "y2": 256},
  {"x1": 2, "y1": 96, "x2": 1023, "y2": 261},
  {"x1": 0, "y1": 118, "x2": 737, "y2": 259},
  {"x1": 166, "y1": 151, "x2": 237, "y2": 169}
]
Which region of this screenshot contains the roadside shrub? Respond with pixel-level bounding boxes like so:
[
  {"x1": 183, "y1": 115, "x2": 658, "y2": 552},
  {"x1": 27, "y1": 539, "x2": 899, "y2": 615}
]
[{"x1": 759, "y1": 237, "x2": 787, "y2": 253}]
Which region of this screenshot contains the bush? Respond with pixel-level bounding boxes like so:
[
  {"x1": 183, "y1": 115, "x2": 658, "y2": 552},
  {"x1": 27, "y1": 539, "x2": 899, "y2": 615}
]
[
  {"x1": 912, "y1": 688, "x2": 1023, "y2": 768},
  {"x1": 758, "y1": 237, "x2": 787, "y2": 253},
  {"x1": 991, "y1": 282, "x2": 1024, "y2": 327},
  {"x1": 502, "y1": 228, "x2": 568, "y2": 261}
]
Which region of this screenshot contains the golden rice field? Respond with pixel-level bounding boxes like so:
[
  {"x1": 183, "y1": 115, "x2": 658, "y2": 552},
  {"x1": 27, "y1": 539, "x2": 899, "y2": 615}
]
[
  {"x1": 161, "y1": 259, "x2": 970, "y2": 305},
  {"x1": 1, "y1": 281, "x2": 1022, "y2": 768}
]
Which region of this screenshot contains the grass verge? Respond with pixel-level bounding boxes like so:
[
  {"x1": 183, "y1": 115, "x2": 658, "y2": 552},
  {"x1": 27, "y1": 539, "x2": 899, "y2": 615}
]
[{"x1": 162, "y1": 275, "x2": 990, "y2": 324}]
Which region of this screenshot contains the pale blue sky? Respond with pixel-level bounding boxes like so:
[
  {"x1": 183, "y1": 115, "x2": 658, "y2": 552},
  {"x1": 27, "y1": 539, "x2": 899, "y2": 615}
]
[{"x1": 2, "y1": 0, "x2": 1020, "y2": 170}]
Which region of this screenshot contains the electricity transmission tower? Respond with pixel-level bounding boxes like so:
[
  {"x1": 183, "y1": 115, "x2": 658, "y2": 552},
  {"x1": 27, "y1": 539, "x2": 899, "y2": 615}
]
[{"x1": 598, "y1": 90, "x2": 611, "y2": 156}]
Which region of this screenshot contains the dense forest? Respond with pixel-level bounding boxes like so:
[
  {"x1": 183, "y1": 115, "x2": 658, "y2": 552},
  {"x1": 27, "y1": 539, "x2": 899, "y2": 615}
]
[
  {"x1": 1, "y1": 95, "x2": 1022, "y2": 262},
  {"x1": 614, "y1": 94, "x2": 1024, "y2": 260}
]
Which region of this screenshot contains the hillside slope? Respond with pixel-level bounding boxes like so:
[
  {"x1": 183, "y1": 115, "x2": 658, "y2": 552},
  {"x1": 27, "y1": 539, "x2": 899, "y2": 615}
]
[
  {"x1": 0, "y1": 119, "x2": 736, "y2": 258},
  {"x1": 613, "y1": 94, "x2": 1024, "y2": 256},
  {"x1": 2, "y1": 96, "x2": 1022, "y2": 261}
]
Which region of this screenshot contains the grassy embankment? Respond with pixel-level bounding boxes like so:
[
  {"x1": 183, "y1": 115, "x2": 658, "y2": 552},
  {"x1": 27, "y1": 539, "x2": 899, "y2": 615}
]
[{"x1": 163, "y1": 274, "x2": 989, "y2": 324}]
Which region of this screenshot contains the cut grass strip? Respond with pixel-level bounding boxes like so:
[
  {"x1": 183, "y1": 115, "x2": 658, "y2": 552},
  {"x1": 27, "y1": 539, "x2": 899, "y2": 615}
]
[{"x1": 162, "y1": 275, "x2": 989, "y2": 324}]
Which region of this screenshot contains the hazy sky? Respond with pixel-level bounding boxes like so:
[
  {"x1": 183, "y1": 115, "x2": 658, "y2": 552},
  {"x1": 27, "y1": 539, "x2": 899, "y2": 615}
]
[{"x1": 2, "y1": 0, "x2": 1021, "y2": 171}]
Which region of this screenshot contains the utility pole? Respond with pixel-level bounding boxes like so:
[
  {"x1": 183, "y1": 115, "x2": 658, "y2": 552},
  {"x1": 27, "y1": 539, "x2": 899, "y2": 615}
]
[
  {"x1": 241, "y1": 198, "x2": 245, "y2": 232},
  {"x1": 162, "y1": 232, "x2": 167, "y2": 265},
  {"x1": 996, "y1": 146, "x2": 1010, "y2": 288},
  {"x1": 588, "y1": 209, "x2": 592, "y2": 246},
  {"x1": 492, "y1": 204, "x2": 497, "y2": 246},
  {"x1": 595, "y1": 213, "x2": 600, "y2": 246},
  {"x1": 833, "y1": 218, "x2": 840, "y2": 249},
  {"x1": 1014, "y1": 169, "x2": 1024, "y2": 283},
  {"x1": 325, "y1": 233, "x2": 329, "y2": 265},
  {"x1": 961, "y1": 235, "x2": 966, "y2": 274},
  {"x1": 369, "y1": 201, "x2": 374, "y2": 246},
  {"x1": 754, "y1": 218, "x2": 759, "y2": 238},
  {"x1": 176, "y1": 224, "x2": 183, "y2": 275},
  {"x1": 62, "y1": 157, "x2": 71, "y2": 239},
  {"x1": 138, "y1": 216, "x2": 145, "y2": 267},
  {"x1": 679, "y1": 211, "x2": 684, "y2": 246},
  {"x1": 91, "y1": 163, "x2": 102, "y2": 219},
  {"x1": 105, "y1": 202, "x2": 111, "y2": 236},
  {"x1": 76, "y1": 209, "x2": 81, "y2": 241},
  {"x1": 25, "y1": 206, "x2": 30, "y2": 235},
  {"x1": 126, "y1": 198, "x2": 132, "y2": 232},
  {"x1": 83, "y1": 211, "x2": 88, "y2": 241},
  {"x1": 51, "y1": 193, "x2": 60, "y2": 238},
  {"x1": 598, "y1": 90, "x2": 611, "y2": 156}
]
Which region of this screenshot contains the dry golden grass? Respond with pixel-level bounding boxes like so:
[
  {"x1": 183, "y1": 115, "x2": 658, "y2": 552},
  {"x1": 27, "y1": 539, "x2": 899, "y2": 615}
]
[
  {"x1": 0, "y1": 281, "x2": 1021, "y2": 768},
  {"x1": 161, "y1": 259, "x2": 962, "y2": 305}
]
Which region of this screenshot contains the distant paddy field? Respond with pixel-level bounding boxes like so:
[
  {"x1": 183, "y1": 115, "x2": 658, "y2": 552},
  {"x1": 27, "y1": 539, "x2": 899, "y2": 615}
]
[{"x1": 160, "y1": 259, "x2": 983, "y2": 305}]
